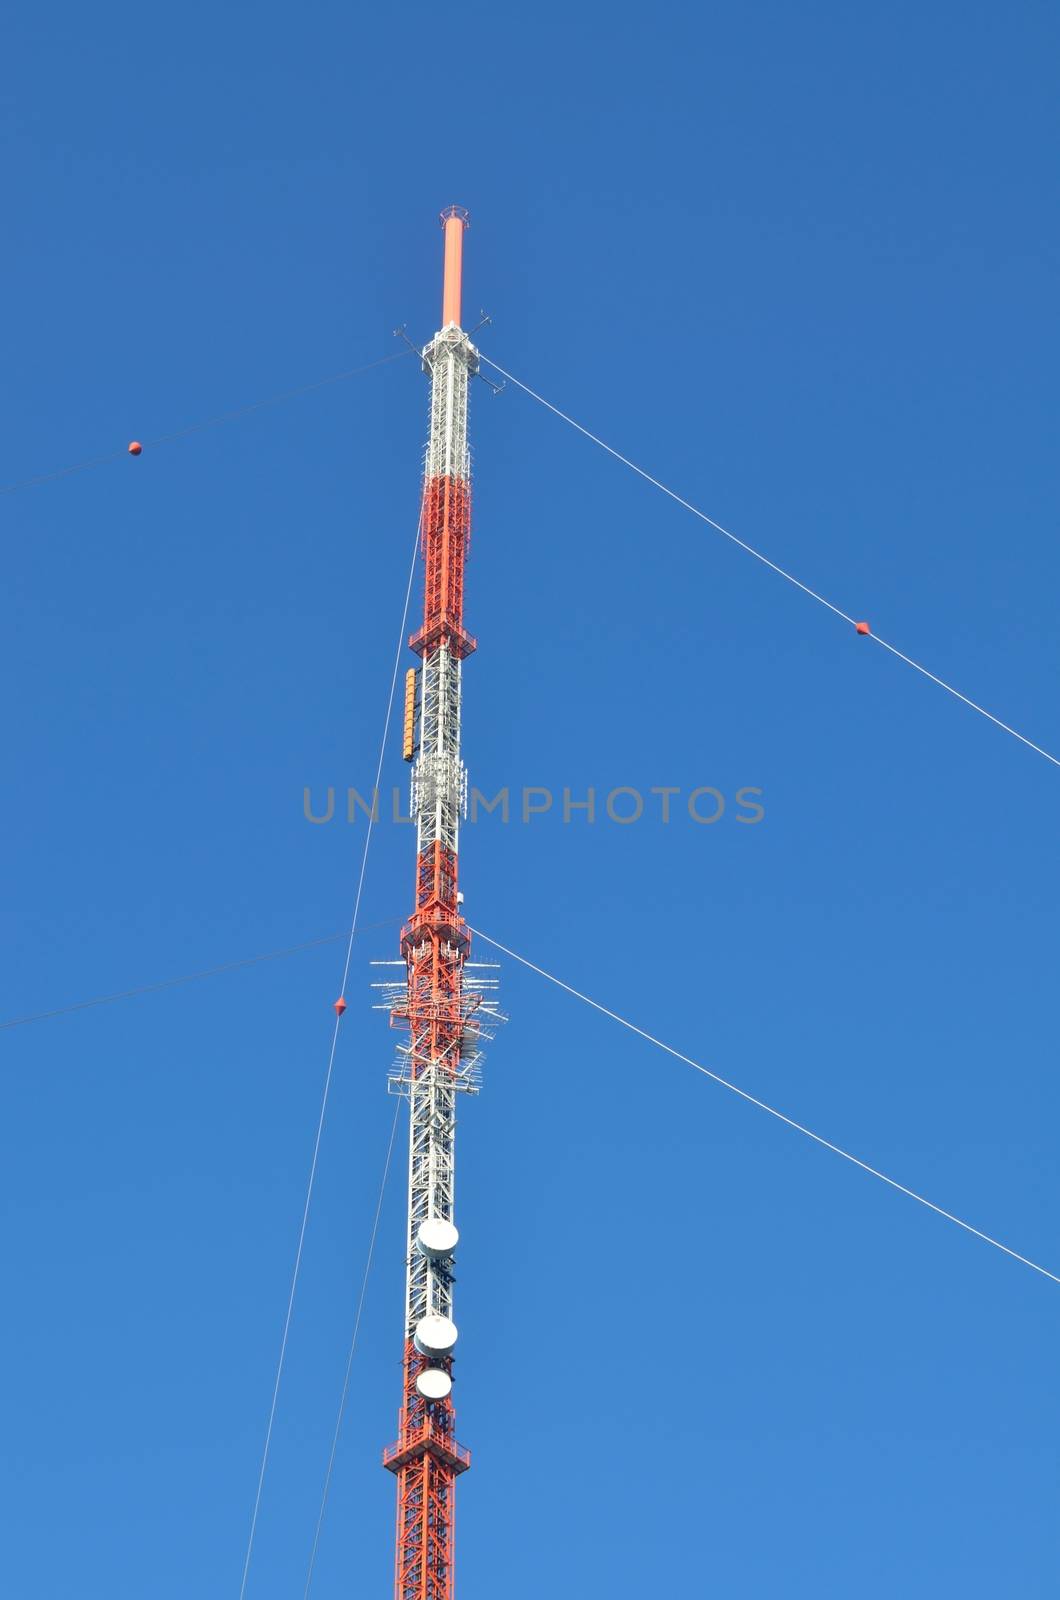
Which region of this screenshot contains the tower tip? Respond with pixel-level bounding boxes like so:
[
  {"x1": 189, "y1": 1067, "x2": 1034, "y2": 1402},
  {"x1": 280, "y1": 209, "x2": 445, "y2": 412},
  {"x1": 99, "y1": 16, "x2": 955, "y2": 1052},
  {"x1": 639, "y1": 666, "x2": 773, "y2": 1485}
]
[{"x1": 440, "y1": 207, "x2": 469, "y2": 328}]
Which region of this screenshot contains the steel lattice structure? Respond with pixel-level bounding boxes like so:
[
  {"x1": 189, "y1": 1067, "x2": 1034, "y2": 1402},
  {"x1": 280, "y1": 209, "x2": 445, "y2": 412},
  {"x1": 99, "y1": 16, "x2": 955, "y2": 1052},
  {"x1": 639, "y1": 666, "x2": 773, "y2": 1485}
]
[{"x1": 378, "y1": 209, "x2": 502, "y2": 1600}]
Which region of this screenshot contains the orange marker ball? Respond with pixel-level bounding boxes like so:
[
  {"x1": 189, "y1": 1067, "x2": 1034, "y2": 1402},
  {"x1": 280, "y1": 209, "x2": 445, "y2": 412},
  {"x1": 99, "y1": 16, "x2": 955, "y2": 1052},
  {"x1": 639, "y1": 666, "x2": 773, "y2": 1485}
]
[{"x1": 128, "y1": 441, "x2": 143, "y2": 456}]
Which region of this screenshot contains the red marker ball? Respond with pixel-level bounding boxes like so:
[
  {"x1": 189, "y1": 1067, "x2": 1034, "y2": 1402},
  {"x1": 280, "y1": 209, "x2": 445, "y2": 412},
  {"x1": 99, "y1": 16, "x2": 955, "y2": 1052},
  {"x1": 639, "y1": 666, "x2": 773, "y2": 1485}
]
[
  {"x1": 128, "y1": 441, "x2": 143, "y2": 456},
  {"x1": 333, "y1": 997, "x2": 347, "y2": 1017},
  {"x1": 855, "y1": 620, "x2": 871, "y2": 636}
]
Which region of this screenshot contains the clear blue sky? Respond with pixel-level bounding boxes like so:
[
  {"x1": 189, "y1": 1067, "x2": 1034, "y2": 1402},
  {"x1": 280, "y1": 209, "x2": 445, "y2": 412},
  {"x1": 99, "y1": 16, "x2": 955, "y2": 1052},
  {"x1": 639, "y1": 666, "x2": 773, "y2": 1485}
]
[{"x1": 2, "y1": 3, "x2": 1058, "y2": 1595}]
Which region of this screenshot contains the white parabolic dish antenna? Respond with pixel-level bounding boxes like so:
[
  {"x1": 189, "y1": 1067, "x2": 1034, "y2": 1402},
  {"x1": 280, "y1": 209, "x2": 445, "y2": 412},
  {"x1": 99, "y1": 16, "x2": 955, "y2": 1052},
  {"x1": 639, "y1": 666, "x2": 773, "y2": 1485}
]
[
  {"x1": 416, "y1": 1367, "x2": 453, "y2": 1402},
  {"x1": 417, "y1": 1218, "x2": 459, "y2": 1259},
  {"x1": 414, "y1": 1314, "x2": 458, "y2": 1359}
]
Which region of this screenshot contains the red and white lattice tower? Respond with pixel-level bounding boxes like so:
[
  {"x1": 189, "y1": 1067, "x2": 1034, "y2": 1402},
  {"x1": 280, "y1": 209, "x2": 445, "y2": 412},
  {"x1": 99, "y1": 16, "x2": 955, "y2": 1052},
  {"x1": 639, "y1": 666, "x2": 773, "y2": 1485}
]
[{"x1": 377, "y1": 209, "x2": 502, "y2": 1600}]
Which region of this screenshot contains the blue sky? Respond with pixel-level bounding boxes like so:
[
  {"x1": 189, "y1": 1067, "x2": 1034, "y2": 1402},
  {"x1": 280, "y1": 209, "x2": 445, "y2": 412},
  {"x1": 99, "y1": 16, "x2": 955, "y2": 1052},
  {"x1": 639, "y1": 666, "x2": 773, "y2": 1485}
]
[{"x1": 2, "y1": 2, "x2": 1058, "y2": 1595}]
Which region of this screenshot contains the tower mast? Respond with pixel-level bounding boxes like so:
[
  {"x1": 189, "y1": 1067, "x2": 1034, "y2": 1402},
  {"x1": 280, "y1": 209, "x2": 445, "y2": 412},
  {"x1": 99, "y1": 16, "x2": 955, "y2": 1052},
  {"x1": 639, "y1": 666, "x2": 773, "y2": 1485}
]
[{"x1": 381, "y1": 208, "x2": 496, "y2": 1600}]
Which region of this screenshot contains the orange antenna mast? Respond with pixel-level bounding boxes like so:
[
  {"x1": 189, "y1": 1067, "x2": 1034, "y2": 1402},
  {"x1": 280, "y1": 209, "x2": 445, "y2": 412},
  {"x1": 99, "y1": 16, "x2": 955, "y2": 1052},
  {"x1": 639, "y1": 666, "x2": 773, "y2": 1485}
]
[{"x1": 440, "y1": 205, "x2": 470, "y2": 328}]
